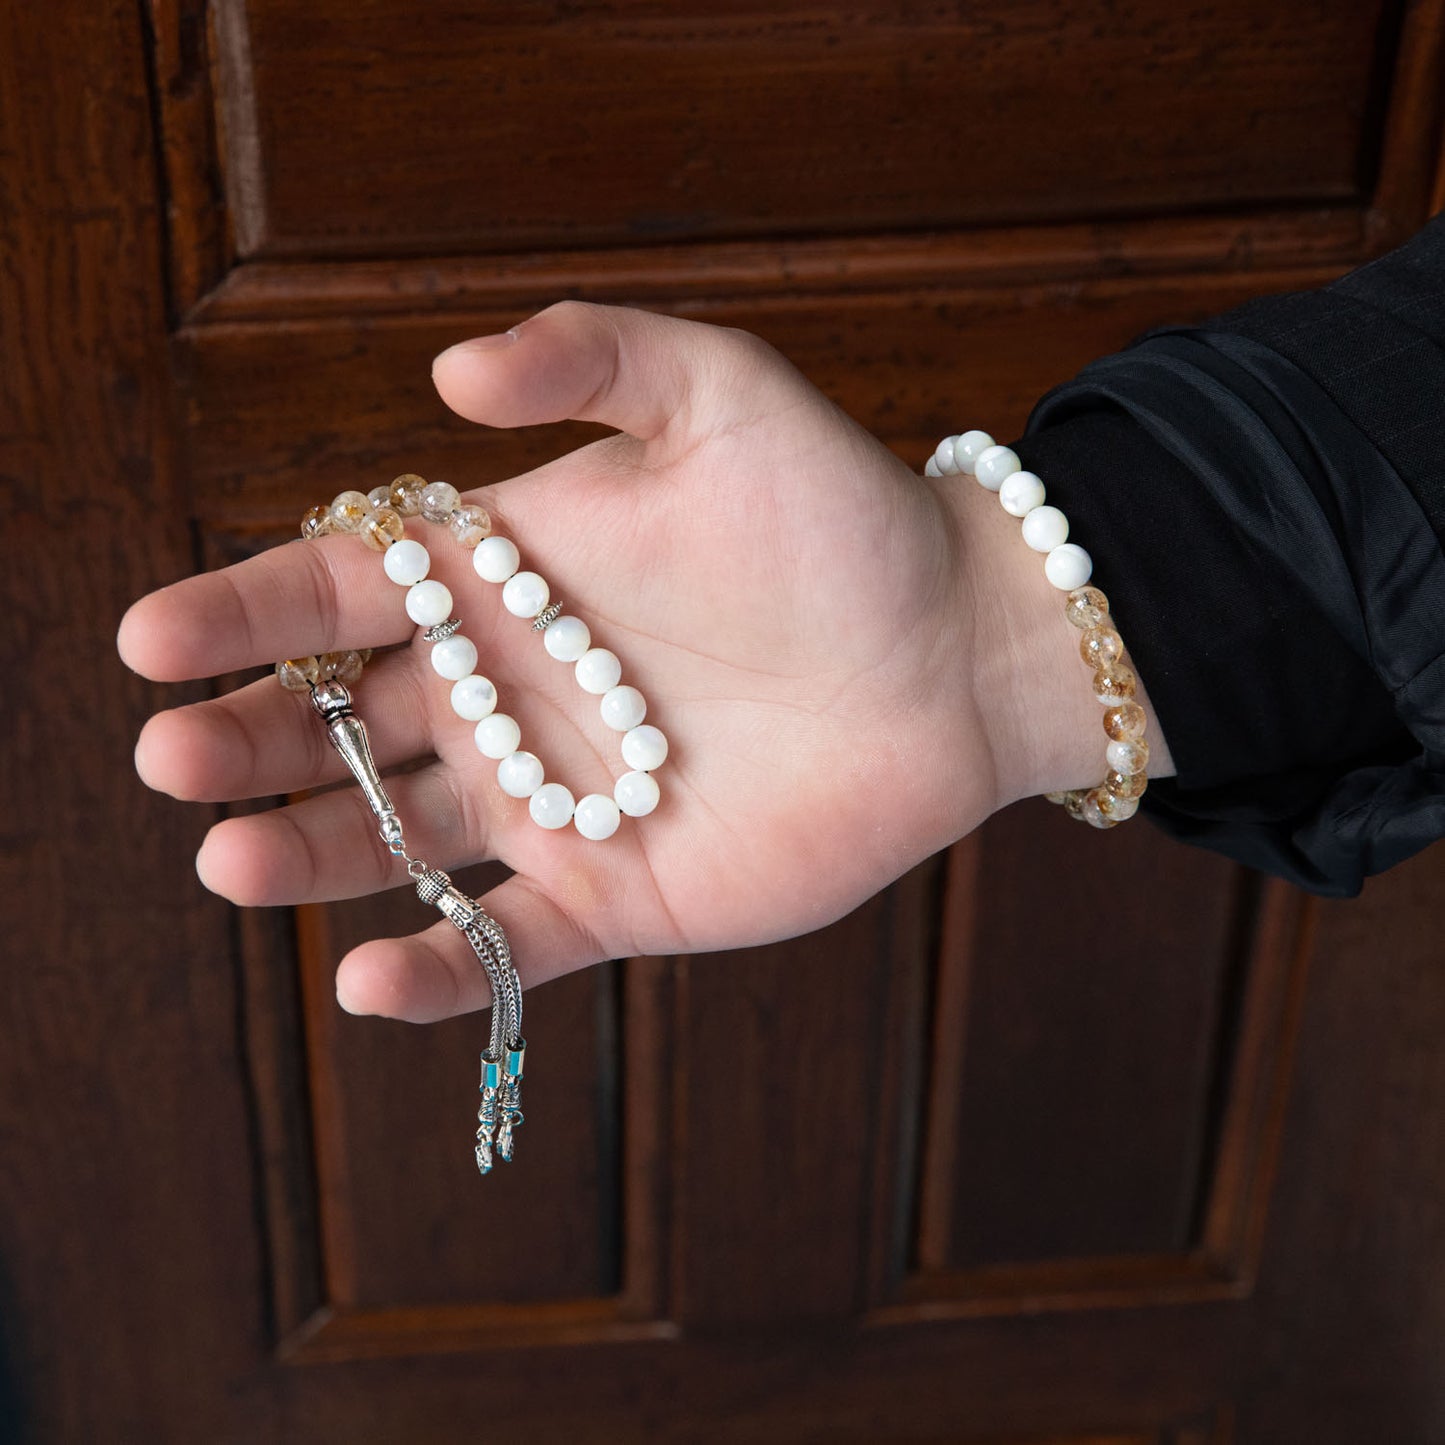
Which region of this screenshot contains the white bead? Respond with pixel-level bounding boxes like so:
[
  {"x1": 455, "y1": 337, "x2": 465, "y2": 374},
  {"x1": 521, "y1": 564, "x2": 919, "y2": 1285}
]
[
  {"x1": 973, "y1": 444, "x2": 1021, "y2": 492},
  {"x1": 383, "y1": 538, "x2": 430, "y2": 586},
  {"x1": 999, "y1": 470, "x2": 1046, "y2": 518},
  {"x1": 575, "y1": 647, "x2": 622, "y2": 695},
  {"x1": 430, "y1": 634, "x2": 478, "y2": 680},
  {"x1": 474, "y1": 536, "x2": 520, "y2": 584},
  {"x1": 574, "y1": 793, "x2": 621, "y2": 841},
  {"x1": 923, "y1": 456, "x2": 942, "y2": 478},
  {"x1": 600, "y1": 685, "x2": 646, "y2": 731},
  {"x1": 497, "y1": 751, "x2": 544, "y2": 798},
  {"x1": 543, "y1": 614, "x2": 590, "y2": 662},
  {"x1": 1021, "y1": 504, "x2": 1069, "y2": 552},
  {"x1": 621, "y1": 724, "x2": 668, "y2": 771},
  {"x1": 405, "y1": 579, "x2": 453, "y2": 626},
  {"x1": 933, "y1": 435, "x2": 961, "y2": 475},
  {"x1": 615, "y1": 770, "x2": 660, "y2": 817},
  {"x1": 501, "y1": 570, "x2": 549, "y2": 619},
  {"x1": 1045, "y1": 543, "x2": 1093, "y2": 591},
  {"x1": 420, "y1": 480, "x2": 460, "y2": 522},
  {"x1": 475, "y1": 712, "x2": 521, "y2": 759},
  {"x1": 954, "y1": 430, "x2": 995, "y2": 475},
  {"x1": 529, "y1": 782, "x2": 575, "y2": 830},
  {"x1": 450, "y1": 674, "x2": 497, "y2": 721}
]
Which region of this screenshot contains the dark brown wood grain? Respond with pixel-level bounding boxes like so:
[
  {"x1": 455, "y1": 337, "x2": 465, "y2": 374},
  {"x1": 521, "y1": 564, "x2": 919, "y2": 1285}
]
[
  {"x1": 5, "y1": 0, "x2": 1445, "y2": 1439},
  {"x1": 223, "y1": 0, "x2": 1389, "y2": 259}
]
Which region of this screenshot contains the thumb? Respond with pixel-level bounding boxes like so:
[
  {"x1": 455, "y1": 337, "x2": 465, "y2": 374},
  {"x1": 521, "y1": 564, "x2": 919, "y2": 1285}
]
[{"x1": 431, "y1": 300, "x2": 779, "y2": 443}]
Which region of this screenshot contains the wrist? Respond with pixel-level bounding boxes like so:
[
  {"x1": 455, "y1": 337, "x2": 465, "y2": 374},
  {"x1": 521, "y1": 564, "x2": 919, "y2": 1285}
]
[{"x1": 934, "y1": 458, "x2": 1176, "y2": 815}]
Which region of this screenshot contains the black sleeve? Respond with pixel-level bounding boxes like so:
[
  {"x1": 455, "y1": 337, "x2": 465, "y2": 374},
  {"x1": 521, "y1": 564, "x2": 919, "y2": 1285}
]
[{"x1": 1009, "y1": 210, "x2": 1445, "y2": 897}]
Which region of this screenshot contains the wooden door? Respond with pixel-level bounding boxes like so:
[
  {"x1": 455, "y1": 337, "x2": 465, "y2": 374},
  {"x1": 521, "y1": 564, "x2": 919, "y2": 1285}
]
[{"x1": 5, "y1": 1, "x2": 1444, "y2": 1440}]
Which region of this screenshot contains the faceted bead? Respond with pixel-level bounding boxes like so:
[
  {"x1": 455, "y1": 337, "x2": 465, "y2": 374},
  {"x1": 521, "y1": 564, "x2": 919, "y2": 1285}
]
[
  {"x1": 389, "y1": 473, "x2": 428, "y2": 517},
  {"x1": 1081, "y1": 789, "x2": 1117, "y2": 830},
  {"x1": 383, "y1": 538, "x2": 430, "y2": 586},
  {"x1": 475, "y1": 713, "x2": 521, "y2": 759},
  {"x1": 973, "y1": 444, "x2": 1021, "y2": 492},
  {"x1": 320, "y1": 650, "x2": 364, "y2": 685},
  {"x1": 1103, "y1": 700, "x2": 1146, "y2": 742},
  {"x1": 430, "y1": 634, "x2": 479, "y2": 681},
  {"x1": 277, "y1": 656, "x2": 320, "y2": 692},
  {"x1": 420, "y1": 480, "x2": 461, "y2": 523},
  {"x1": 999, "y1": 471, "x2": 1045, "y2": 518},
  {"x1": 529, "y1": 782, "x2": 576, "y2": 830},
  {"x1": 1021, "y1": 504, "x2": 1068, "y2": 552},
  {"x1": 615, "y1": 770, "x2": 660, "y2": 817},
  {"x1": 543, "y1": 614, "x2": 590, "y2": 662},
  {"x1": 474, "y1": 536, "x2": 521, "y2": 584},
  {"x1": 502, "y1": 571, "x2": 550, "y2": 619},
  {"x1": 450, "y1": 674, "x2": 498, "y2": 721},
  {"x1": 329, "y1": 490, "x2": 373, "y2": 533},
  {"x1": 497, "y1": 751, "x2": 545, "y2": 799},
  {"x1": 1104, "y1": 768, "x2": 1149, "y2": 801},
  {"x1": 600, "y1": 685, "x2": 646, "y2": 732},
  {"x1": 575, "y1": 648, "x2": 622, "y2": 695},
  {"x1": 367, "y1": 485, "x2": 393, "y2": 508},
  {"x1": 1093, "y1": 663, "x2": 1137, "y2": 703},
  {"x1": 574, "y1": 793, "x2": 621, "y2": 841},
  {"x1": 1105, "y1": 738, "x2": 1150, "y2": 775},
  {"x1": 1044, "y1": 543, "x2": 1092, "y2": 591},
  {"x1": 1079, "y1": 626, "x2": 1124, "y2": 669},
  {"x1": 359, "y1": 505, "x2": 405, "y2": 551},
  {"x1": 1065, "y1": 586, "x2": 1111, "y2": 630},
  {"x1": 1098, "y1": 790, "x2": 1140, "y2": 822},
  {"x1": 405, "y1": 579, "x2": 453, "y2": 627},
  {"x1": 449, "y1": 504, "x2": 492, "y2": 548},
  {"x1": 621, "y1": 724, "x2": 668, "y2": 772},
  {"x1": 300, "y1": 504, "x2": 332, "y2": 540}
]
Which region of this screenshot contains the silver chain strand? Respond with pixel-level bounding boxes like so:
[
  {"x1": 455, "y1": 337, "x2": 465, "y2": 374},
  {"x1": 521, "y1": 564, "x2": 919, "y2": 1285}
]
[{"x1": 308, "y1": 678, "x2": 526, "y2": 1177}]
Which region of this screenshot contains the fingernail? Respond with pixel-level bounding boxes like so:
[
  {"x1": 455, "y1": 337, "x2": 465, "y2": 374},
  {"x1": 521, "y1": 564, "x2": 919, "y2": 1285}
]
[{"x1": 433, "y1": 331, "x2": 517, "y2": 368}]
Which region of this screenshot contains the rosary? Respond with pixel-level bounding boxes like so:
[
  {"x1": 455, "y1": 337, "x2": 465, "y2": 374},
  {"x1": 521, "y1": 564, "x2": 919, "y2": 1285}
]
[{"x1": 274, "y1": 474, "x2": 668, "y2": 1174}]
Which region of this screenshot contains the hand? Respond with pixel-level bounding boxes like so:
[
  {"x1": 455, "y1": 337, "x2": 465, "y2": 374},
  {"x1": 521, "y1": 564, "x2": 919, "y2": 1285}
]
[{"x1": 118, "y1": 302, "x2": 1155, "y2": 1022}]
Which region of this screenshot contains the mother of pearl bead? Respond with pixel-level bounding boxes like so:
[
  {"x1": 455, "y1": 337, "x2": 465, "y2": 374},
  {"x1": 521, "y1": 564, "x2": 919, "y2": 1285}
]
[
  {"x1": 600, "y1": 685, "x2": 646, "y2": 731},
  {"x1": 430, "y1": 634, "x2": 478, "y2": 680},
  {"x1": 614, "y1": 770, "x2": 660, "y2": 817},
  {"x1": 474, "y1": 536, "x2": 520, "y2": 584},
  {"x1": 573, "y1": 793, "x2": 621, "y2": 841},
  {"x1": 383, "y1": 537, "x2": 430, "y2": 586},
  {"x1": 497, "y1": 751, "x2": 545, "y2": 798},
  {"x1": 621, "y1": 724, "x2": 668, "y2": 772},
  {"x1": 575, "y1": 648, "x2": 622, "y2": 695},
  {"x1": 543, "y1": 614, "x2": 590, "y2": 662},
  {"x1": 1021, "y1": 505, "x2": 1069, "y2": 553},
  {"x1": 502, "y1": 571, "x2": 549, "y2": 619},
  {"x1": 529, "y1": 782, "x2": 576, "y2": 829},
  {"x1": 405, "y1": 579, "x2": 453, "y2": 626}
]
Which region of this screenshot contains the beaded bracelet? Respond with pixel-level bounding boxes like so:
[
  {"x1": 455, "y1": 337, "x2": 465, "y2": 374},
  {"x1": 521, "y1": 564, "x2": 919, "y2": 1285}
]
[{"x1": 924, "y1": 431, "x2": 1148, "y2": 828}]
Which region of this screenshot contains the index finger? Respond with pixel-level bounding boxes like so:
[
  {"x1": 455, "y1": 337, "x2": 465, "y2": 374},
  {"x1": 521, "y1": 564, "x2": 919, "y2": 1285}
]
[{"x1": 118, "y1": 527, "x2": 442, "y2": 682}]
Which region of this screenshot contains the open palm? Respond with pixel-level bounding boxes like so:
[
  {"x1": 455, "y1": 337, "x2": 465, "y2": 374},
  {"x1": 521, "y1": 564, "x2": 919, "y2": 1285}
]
[{"x1": 120, "y1": 303, "x2": 1000, "y2": 1022}]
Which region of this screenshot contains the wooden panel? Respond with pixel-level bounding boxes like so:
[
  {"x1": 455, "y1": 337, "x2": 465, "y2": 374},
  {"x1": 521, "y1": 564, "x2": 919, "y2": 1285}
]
[
  {"x1": 209, "y1": 0, "x2": 1397, "y2": 260},
  {"x1": 921, "y1": 804, "x2": 1243, "y2": 1269}
]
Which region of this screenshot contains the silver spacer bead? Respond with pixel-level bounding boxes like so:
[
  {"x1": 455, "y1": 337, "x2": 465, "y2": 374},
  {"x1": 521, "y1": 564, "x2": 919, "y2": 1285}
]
[
  {"x1": 425, "y1": 616, "x2": 462, "y2": 642},
  {"x1": 531, "y1": 601, "x2": 564, "y2": 632}
]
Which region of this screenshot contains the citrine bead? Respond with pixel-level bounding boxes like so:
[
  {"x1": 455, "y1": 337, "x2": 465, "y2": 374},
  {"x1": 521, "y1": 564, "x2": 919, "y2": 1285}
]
[
  {"x1": 277, "y1": 656, "x2": 320, "y2": 692},
  {"x1": 329, "y1": 490, "x2": 373, "y2": 534},
  {"x1": 359, "y1": 505, "x2": 405, "y2": 551},
  {"x1": 1065, "y1": 586, "x2": 1110, "y2": 630},
  {"x1": 449, "y1": 504, "x2": 492, "y2": 548},
  {"x1": 389, "y1": 473, "x2": 428, "y2": 517},
  {"x1": 1103, "y1": 700, "x2": 1146, "y2": 741},
  {"x1": 300, "y1": 504, "x2": 332, "y2": 540},
  {"x1": 1092, "y1": 663, "x2": 1137, "y2": 703},
  {"x1": 319, "y1": 649, "x2": 365, "y2": 685},
  {"x1": 1103, "y1": 768, "x2": 1149, "y2": 801},
  {"x1": 1079, "y1": 625, "x2": 1124, "y2": 669}
]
